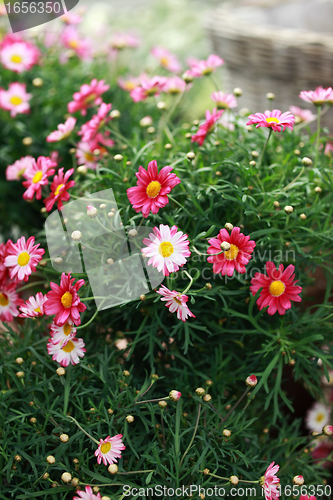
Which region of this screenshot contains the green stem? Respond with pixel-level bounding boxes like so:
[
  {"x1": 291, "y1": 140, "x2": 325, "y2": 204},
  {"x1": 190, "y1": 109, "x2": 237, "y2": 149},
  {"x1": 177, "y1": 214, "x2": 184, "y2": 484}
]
[
  {"x1": 16, "y1": 281, "x2": 46, "y2": 293},
  {"x1": 179, "y1": 403, "x2": 201, "y2": 467},
  {"x1": 182, "y1": 270, "x2": 193, "y2": 294},
  {"x1": 76, "y1": 307, "x2": 100, "y2": 330},
  {"x1": 191, "y1": 245, "x2": 223, "y2": 257},
  {"x1": 315, "y1": 106, "x2": 322, "y2": 170},
  {"x1": 134, "y1": 396, "x2": 167, "y2": 405},
  {"x1": 219, "y1": 387, "x2": 250, "y2": 425},
  {"x1": 257, "y1": 129, "x2": 272, "y2": 170},
  {"x1": 67, "y1": 416, "x2": 99, "y2": 444}
]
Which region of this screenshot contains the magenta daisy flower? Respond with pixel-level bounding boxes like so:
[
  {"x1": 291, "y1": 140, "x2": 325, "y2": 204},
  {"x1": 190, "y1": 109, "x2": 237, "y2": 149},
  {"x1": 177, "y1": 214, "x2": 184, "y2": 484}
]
[
  {"x1": 191, "y1": 108, "x2": 224, "y2": 146},
  {"x1": 162, "y1": 76, "x2": 187, "y2": 94},
  {"x1": 260, "y1": 462, "x2": 280, "y2": 500},
  {"x1": 289, "y1": 105, "x2": 315, "y2": 124},
  {"x1": 6, "y1": 156, "x2": 34, "y2": 181},
  {"x1": 68, "y1": 79, "x2": 110, "y2": 116},
  {"x1": 50, "y1": 319, "x2": 77, "y2": 344},
  {"x1": 46, "y1": 117, "x2": 76, "y2": 142},
  {"x1": 73, "y1": 486, "x2": 102, "y2": 500},
  {"x1": 47, "y1": 336, "x2": 86, "y2": 367},
  {"x1": 299, "y1": 86, "x2": 333, "y2": 106},
  {"x1": 0, "y1": 82, "x2": 32, "y2": 117},
  {"x1": 250, "y1": 261, "x2": 302, "y2": 316},
  {"x1": 22, "y1": 156, "x2": 56, "y2": 201},
  {"x1": 151, "y1": 46, "x2": 181, "y2": 73},
  {"x1": 0, "y1": 283, "x2": 22, "y2": 322},
  {"x1": 44, "y1": 273, "x2": 86, "y2": 326},
  {"x1": 0, "y1": 34, "x2": 40, "y2": 73},
  {"x1": 19, "y1": 292, "x2": 47, "y2": 318},
  {"x1": 127, "y1": 160, "x2": 181, "y2": 218},
  {"x1": 44, "y1": 167, "x2": 75, "y2": 212},
  {"x1": 187, "y1": 54, "x2": 224, "y2": 77},
  {"x1": 207, "y1": 227, "x2": 256, "y2": 277},
  {"x1": 5, "y1": 236, "x2": 45, "y2": 282},
  {"x1": 94, "y1": 435, "x2": 126, "y2": 466},
  {"x1": 61, "y1": 26, "x2": 91, "y2": 60},
  {"x1": 211, "y1": 91, "x2": 237, "y2": 109},
  {"x1": 157, "y1": 285, "x2": 195, "y2": 322},
  {"x1": 0, "y1": 242, "x2": 9, "y2": 284},
  {"x1": 246, "y1": 109, "x2": 295, "y2": 132},
  {"x1": 78, "y1": 102, "x2": 112, "y2": 143},
  {"x1": 130, "y1": 75, "x2": 167, "y2": 102},
  {"x1": 142, "y1": 224, "x2": 191, "y2": 277}
]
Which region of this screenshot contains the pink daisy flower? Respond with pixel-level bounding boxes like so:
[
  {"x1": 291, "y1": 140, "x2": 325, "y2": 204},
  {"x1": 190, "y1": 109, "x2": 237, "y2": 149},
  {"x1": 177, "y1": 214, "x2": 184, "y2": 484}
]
[
  {"x1": 260, "y1": 462, "x2": 280, "y2": 500},
  {"x1": 250, "y1": 261, "x2": 302, "y2": 316},
  {"x1": 73, "y1": 486, "x2": 102, "y2": 500},
  {"x1": 44, "y1": 167, "x2": 75, "y2": 212},
  {"x1": 0, "y1": 34, "x2": 39, "y2": 73},
  {"x1": 289, "y1": 105, "x2": 315, "y2": 124},
  {"x1": 187, "y1": 54, "x2": 224, "y2": 77},
  {"x1": 19, "y1": 292, "x2": 47, "y2": 318},
  {"x1": 22, "y1": 156, "x2": 56, "y2": 201},
  {"x1": 46, "y1": 117, "x2": 76, "y2": 142},
  {"x1": 151, "y1": 47, "x2": 182, "y2": 73},
  {"x1": 78, "y1": 102, "x2": 112, "y2": 143},
  {"x1": 118, "y1": 75, "x2": 141, "y2": 92},
  {"x1": 44, "y1": 272, "x2": 86, "y2": 326},
  {"x1": 246, "y1": 109, "x2": 295, "y2": 132},
  {"x1": 142, "y1": 224, "x2": 191, "y2": 277},
  {"x1": 110, "y1": 33, "x2": 140, "y2": 50},
  {"x1": 50, "y1": 319, "x2": 77, "y2": 344},
  {"x1": 127, "y1": 160, "x2": 181, "y2": 218},
  {"x1": 157, "y1": 285, "x2": 195, "y2": 322},
  {"x1": 207, "y1": 227, "x2": 256, "y2": 277},
  {"x1": 94, "y1": 435, "x2": 126, "y2": 466},
  {"x1": 299, "y1": 86, "x2": 333, "y2": 106},
  {"x1": 0, "y1": 82, "x2": 32, "y2": 117},
  {"x1": 0, "y1": 242, "x2": 9, "y2": 284},
  {"x1": 47, "y1": 336, "x2": 86, "y2": 367},
  {"x1": 211, "y1": 91, "x2": 237, "y2": 109},
  {"x1": 130, "y1": 76, "x2": 167, "y2": 102},
  {"x1": 5, "y1": 236, "x2": 45, "y2": 283},
  {"x1": 6, "y1": 156, "x2": 34, "y2": 181},
  {"x1": 61, "y1": 26, "x2": 91, "y2": 60},
  {"x1": 324, "y1": 141, "x2": 333, "y2": 156},
  {"x1": 68, "y1": 79, "x2": 110, "y2": 116},
  {"x1": 162, "y1": 76, "x2": 187, "y2": 94},
  {"x1": 191, "y1": 108, "x2": 224, "y2": 146},
  {"x1": 0, "y1": 283, "x2": 22, "y2": 322},
  {"x1": 60, "y1": 11, "x2": 82, "y2": 24}
]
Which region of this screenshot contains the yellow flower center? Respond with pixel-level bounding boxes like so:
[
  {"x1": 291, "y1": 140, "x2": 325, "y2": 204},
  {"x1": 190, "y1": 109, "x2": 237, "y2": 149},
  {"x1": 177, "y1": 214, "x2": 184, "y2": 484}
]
[
  {"x1": 100, "y1": 442, "x2": 111, "y2": 454},
  {"x1": 32, "y1": 171, "x2": 43, "y2": 184},
  {"x1": 0, "y1": 293, "x2": 9, "y2": 307},
  {"x1": 34, "y1": 307, "x2": 41, "y2": 314},
  {"x1": 10, "y1": 96, "x2": 23, "y2": 106},
  {"x1": 174, "y1": 296, "x2": 182, "y2": 305},
  {"x1": 55, "y1": 184, "x2": 64, "y2": 196},
  {"x1": 11, "y1": 54, "x2": 22, "y2": 63},
  {"x1": 69, "y1": 39, "x2": 79, "y2": 49},
  {"x1": 17, "y1": 251, "x2": 30, "y2": 267},
  {"x1": 61, "y1": 292, "x2": 73, "y2": 308},
  {"x1": 160, "y1": 56, "x2": 169, "y2": 66},
  {"x1": 84, "y1": 152, "x2": 95, "y2": 162},
  {"x1": 202, "y1": 68, "x2": 213, "y2": 75},
  {"x1": 315, "y1": 412, "x2": 325, "y2": 423},
  {"x1": 146, "y1": 181, "x2": 161, "y2": 198},
  {"x1": 266, "y1": 117, "x2": 280, "y2": 124},
  {"x1": 124, "y1": 82, "x2": 136, "y2": 91},
  {"x1": 62, "y1": 340, "x2": 75, "y2": 353},
  {"x1": 63, "y1": 323, "x2": 72, "y2": 336},
  {"x1": 269, "y1": 280, "x2": 285, "y2": 297},
  {"x1": 224, "y1": 244, "x2": 239, "y2": 261},
  {"x1": 159, "y1": 241, "x2": 174, "y2": 258},
  {"x1": 85, "y1": 93, "x2": 96, "y2": 104}
]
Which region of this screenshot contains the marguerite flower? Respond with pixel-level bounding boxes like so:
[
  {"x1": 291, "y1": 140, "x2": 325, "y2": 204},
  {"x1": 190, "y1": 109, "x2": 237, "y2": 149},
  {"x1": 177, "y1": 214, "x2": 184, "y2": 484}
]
[
  {"x1": 259, "y1": 462, "x2": 280, "y2": 500},
  {"x1": 289, "y1": 105, "x2": 315, "y2": 124},
  {"x1": 5, "y1": 236, "x2": 45, "y2": 282},
  {"x1": 162, "y1": 76, "x2": 187, "y2": 94},
  {"x1": 207, "y1": 227, "x2": 256, "y2": 277},
  {"x1": 46, "y1": 117, "x2": 76, "y2": 142},
  {"x1": 299, "y1": 86, "x2": 333, "y2": 106},
  {"x1": 61, "y1": 26, "x2": 91, "y2": 59},
  {"x1": 68, "y1": 79, "x2": 110, "y2": 116},
  {"x1": 60, "y1": 11, "x2": 82, "y2": 24},
  {"x1": 73, "y1": 486, "x2": 102, "y2": 500},
  {"x1": 95, "y1": 435, "x2": 126, "y2": 466},
  {"x1": 22, "y1": 156, "x2": 56, "y2": 201},
  {"x1": 246, "y1": 109, "x2": 295, "y2": 132},
  {"x1": 250, "y1": 261, "x2": 302, "y2": 315},
  {"x1": 187, "y1": 54, "x2": 224, "y2": 77},
  {"x1": 0, "y1": 34, "x2": 39, "y2": 73},
  {"x1": 142, "y1": 224, "x2": 191, "y2": 277},
  {"x1": 151, "y1": 46, "x2": 181, "y2": 73},
  {"x1": 50, "y1": 319, "x2": 77, "y2": 344},
  {"x1": 44, "y1": 272, "x2": 86, "y2": 326},
  {"x1": 110, "y1": 33, "x2": 139, "y2": 50},
  {"x1": 127, "y1": 160, "x2": 181, "y2": 218},
  {"x1": 191, "y1": 108, "x2": 224, "y2": 146},
  {"x1": 211, "y1": 91, "x2": 237, "y2": 109},
  {"x1": 118, "y1": 75, "x2": 141, "y2": 92},
  {"x1": 19, "y1": 292, "x2": 47, "y2": 318},
  {"x1": 44, "y1": 167, "x2": 75, "y2": 212},
  {"x1": 0, "y1": 82, "x2": 32, "y2": 117},
  {"x1": 306, "y1": 402, "x2": 331, "y2": 433},
  {"x1": 157, "y1": 285, "x2": 195, "y2": 322},
  {"x1": 78, "y1": 102, "x2": 112, "y2": 142},
  {"x1": 130, "y1": 76, "x2": 167, "y2": 102},
  {"x1": 6, "y1": 156, "x2": 34, "y2": 181},
  {"x1": 0, "y1": 283, "x2": 22, "y2": 322},
  {"x1": 0, "y1": 242, "x2": 9, "y2": 284},
  {"x1": 47, "y1": 336, "x2": 86, "y2": 366}
]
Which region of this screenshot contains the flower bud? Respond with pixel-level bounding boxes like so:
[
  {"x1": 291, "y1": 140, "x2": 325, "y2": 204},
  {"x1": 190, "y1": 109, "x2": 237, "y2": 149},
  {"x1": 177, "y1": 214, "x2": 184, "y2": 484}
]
[
  {"x1": 159, "y1": 400, "x2": 167, "y2": 409},
  {"x1": 203, "y1": 468, "x2": 210, "y2": 475},
  {"x1": 196, "y1": 387, "x2": 205, "y2": 397},
  {"x1": 205, "y1": 283, "x2": 212, "y2": 290},
  {"x1": 15, "y1": 454, "x2": 22, "y2": 462},
  {"x1": 185, "y1": 132, "x2": 192, "y2": 139},
  {"x1": 61, "y1": 472, "x2": 72, "y2": 483},
  {"x1": 87, "y1": 205, "x2": 98, "y2": 218},
  {"x1": 139, "y1": 116, "x2": 153, "y2": 127},
  {"x1": 223, "y1": 429, "x2": 231, "y2": 437},
  {"x1": 302, "y1": 157, "x2": 313, "y2": 167},
  {"x1": 128, "y1": 229, "x2": 138, "y2": 237},
  {"x1": 56, "y1": 367, "x2": 66, "y2": 376},
  {"x1": 16, "y1": 371, "x2": 24, "y2": 378},
  {"x1": 46, "y1": 455, "x2": 55, "y2": 464},
  {"x1": 206, "y1": 380, "x2": 213, "y2": 386},
  {"x1": 221, "y1": 241, "x2": 231, "y2": 251},
  {"x1": 157, "y1": 101, "x2": 167, "y2": 110},
  {"x1": 108, "y1": 464, "x2": 118, "y2": 474},
  {"x1": 323, "y1": 425, "x2": 333, "y2": 436},
  {"x1": 93, "y1": 487, "x2": 100, "y2": 493},
  {"x1": 233, "y1": 87, "x2": 243, "y2": 97},
  {"x1": 114, "y1": 154, "x2": 123, "y2": 162},
  {"x1": 294, "y1": 149, "x2": 301, "y2": 156},
  {"x1": 22, "y1": 137, "x2": 33, "y2": 146},
  {"x1": 251, "y1": 151, "x2": 259, "y2": 158},
  {"x1": 249, "y1": 160, "x2": 256, "y2": 167},
  {"x1": 108, "y1": 408, "x2": 114, "y2": 415},
  {"x1": 60, "y1": 434, "x2": 69, "y2": 443},
  {"x1": 230, "y1": 475, "x2": 239, "y2": 485},
  {"x1": 293, "y1": 475, "x2": 304, "y2": 486},
  {"x1": 147, "y1": 126, "x2": 155, "y2": 134},
  {"x1": 71, "y1": 478, "x2": 79, "y2": 486},
  {"x1": 187, "y1": 151, "x2": 195, "y2": 160},
  {"x1": 284, "y1": 205, "x2": 294, "y2": 214},
  {"x1": 246, "y1": 375, "x2": 258, "y2": 387},
  {"x1": 16, "y1": 357, "x2": 24, "y2": 364},
  {"x1": 225, "y1": 223, "x2": 233, "y2": 231},
  {"x1": 203, "y1": 394, "x2": 211, "y2": 402},
  {"x1": 110, "y1": 109, "x2": 121, "y2": 119},
  {"x1": 77, "y1": 165, "x2": 88, "y2": 175},
  {"x1": 273, "y1": 201, "x2": 280, "y2": 208},
  {"x1": 33, "y1": 77, "x2": 44, "y2": 87},
  {"x1": 107, "y1": 258, "x2": 114, "y2": 265},
  {"x1": 42, "y1": 472, "x2": 49, "y2": 480},
  {"x1": 102, "y1": 497, "x2": 111, "y2": 500},
  {"x1": 266, "y1": 92, "x2": 275, "y2": 100},
  {"x1": 315, "y1": 186, "x2": 322, "y2": 193},
  {"x1": 151, "y1": 373, "x2": 159, "y2": 380},
  {"x1": 300, "y1": 213, "x2": 307, "y2": 220},
  {"x1": 169, "y1": 390, "x2": 182, "y2": 401},
  {"x1": 165, "y1": 143, "x2": 172, "y2": 150},
  {"x1": 126, "y1": 415, "x2": 134, "y2": 423},
  {"x1": 140, "y1": 294, "x2": 146, "y2": 301},
  {"x1": 123, "y1": 370, "x2": 130, "y2": 377},
  {"x1": 71, "y1": 230, "x2": 82, "y2": 241}
]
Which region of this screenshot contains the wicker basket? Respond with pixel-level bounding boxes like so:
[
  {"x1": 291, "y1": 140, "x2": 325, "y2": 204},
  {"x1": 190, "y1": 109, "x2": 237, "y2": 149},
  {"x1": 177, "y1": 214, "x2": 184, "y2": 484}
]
[{"x1": 205, "y1": 0, "x2": 333, "y2": 127}]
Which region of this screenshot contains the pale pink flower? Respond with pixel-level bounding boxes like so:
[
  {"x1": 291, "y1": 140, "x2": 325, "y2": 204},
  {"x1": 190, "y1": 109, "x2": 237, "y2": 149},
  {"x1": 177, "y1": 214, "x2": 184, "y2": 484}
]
[
  {"x1": 19, "y1": 292, "x2": 47, "y2": 318},
  {"x1": 191, "y1": 108, "x2": 224, "y2": 146},
  {"x1": 260, "y1": 462, "x2": 280, "y2": 500},
  {"x1": 60, "y1": 11, "x2": 82, "y2": 24},
  {"x1": 299, "y1": 87, "x2": 333, "y2": 106},
  {"x1": 0, "y1": 283, "x2": 22, "y2": 322},
  {"x1": 50, "y1": 319, "x2": 77, "y2": 344},
  {"x1": 289, "y1": 105, "x2": 315, "y2": 124},
  {"x1": 157, "y1": 285, "x2": 195, "y2": 322},
  {"x1": 130, "y1": 76, "x2": 167, "y2": 102},
  {"x1": 151, "y1": 47, "x2": 182, "y2": 73},
  {"x1": 44, "y1": 272, "x2": 86, "y2": 326},
  {"x1": 187, "y1": 54, "x2": 224, "y2": 77},
  {"x1": 6, "y1": 156, "x2": 34, "y2": 181},
  {"x1": 246, "y1": 109, "x2": 295, "y2": 132},
  {"x1": 78, "y1": 103, "x2": 112, "y2": 142},
  {"x1": 324, "y1": 141, "x2": 333, "y2": 156},
  {"x1": 47, "y1": 336, "x2": 86, "y2": 367},
  {"x1": 5, "y1": 236, "x2": 45, "y2": 282},
  {"x1": 110, "y1": 33, "x2": 139, "y2": 50},
  {"x1": 142, "y1": 224, "x2": 191, "y2": 277},
  {"x1": 46, "y1": 117, "x2": 76, "y2": 142},
  {"x1": 0, "y1": 34, "x2": 39, "y2": 73},
  {"x1": 127, "y1": 160, "x2": 181, "y2": 218},
  {"x1": 306, "y1": 402, "x2": 331, "y2": 433},
  {"x1": 118, "y1": 75, "x2": 141, "y2": 92},
  {"x1": 0, "y1": 82, "x2": 32, "y2": 117},
  {"x1": 68, "y1": 79, "x2": 110, "y2": 116},
  {"x1": 211, "y1": 91, "x2": 237, "y2": 109},
  {"x1": 61, "y1": 26, "x2": 91, "y2": 59},
  {"x1": 169, "y1": 390, "x2": 182, "y2": 401},
  {"x1": 162, "y1": 76, "x2": 187, "y2": 94},
  {"x1": 44, "y1": 168, "x2": 75, "y2": 212},
  {"x1": 76, "y1": 134, "x2": 114, "y2": 169},
  {"x1": 95, "y1": 435, "x2": 126, "y2": 466},
  {"x1": 73, "y1": 486, "x2": 102, "y2": 500},
  {"x1": 22, "y1": 156, "x2": 56, "y2": 201}
]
